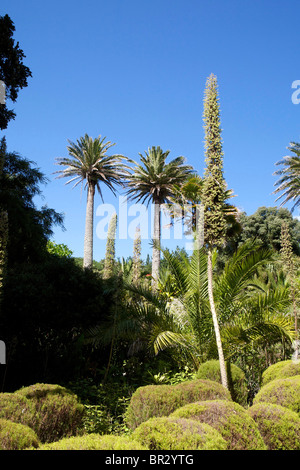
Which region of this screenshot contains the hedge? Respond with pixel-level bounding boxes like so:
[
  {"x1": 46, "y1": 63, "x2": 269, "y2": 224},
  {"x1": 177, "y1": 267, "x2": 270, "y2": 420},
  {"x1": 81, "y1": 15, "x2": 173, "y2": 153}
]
[
  {"x1": 132, "y1": 417, "x2": 228, "y2": 450},
  {"x1": 253, "y1": 376, "x2": 300, "y2": 416},
  {"x1": 196, "y1": 360, "x2": 248, "y2": 406},
  {"x1": 36, "y1": 433, "x2": 147, "y2": 450},
  {"x1": 170, "y1": 400, "x2": 266, "y2": 450},
  {"x1": 14, "y1": 383, "x2": 86, "y2": 442},
  {"x1": 0, "y1": 393, "x2": 36, "y2": 429},
  {"x1": 125, "y1": 379, "x2": 231, "y2": 430},
  {"x1": 261, "y1": 360, "x2": 300, "y2": 387},
  {"x1": 0, "y1": 418, "x2": 39, "y2": 450},
  {"x1": 248, "y1": 402, "x2": 300, "y2": 450}
]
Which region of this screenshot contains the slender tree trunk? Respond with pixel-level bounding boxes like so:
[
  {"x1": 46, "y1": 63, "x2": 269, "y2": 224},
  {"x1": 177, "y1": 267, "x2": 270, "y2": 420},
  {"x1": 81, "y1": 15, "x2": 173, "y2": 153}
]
[
  {"x1": 291, "y1": 279, "x2": 299, "y2": 360},
  {"x1": 207, "y1": 249, "x2": 228, "y2": 389},
  {"x1": 83, "y1": 181, "x2": 95, "y2": 269},
  {"x1": 152, "y1": 200, "x2": 161, "y2": 289}
]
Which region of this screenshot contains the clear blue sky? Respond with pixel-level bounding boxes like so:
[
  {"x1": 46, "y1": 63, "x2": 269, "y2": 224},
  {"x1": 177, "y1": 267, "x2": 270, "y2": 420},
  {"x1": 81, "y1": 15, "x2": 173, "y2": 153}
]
[{"x1": 1, "y1": 0, "x2": 300, "y2": 261}]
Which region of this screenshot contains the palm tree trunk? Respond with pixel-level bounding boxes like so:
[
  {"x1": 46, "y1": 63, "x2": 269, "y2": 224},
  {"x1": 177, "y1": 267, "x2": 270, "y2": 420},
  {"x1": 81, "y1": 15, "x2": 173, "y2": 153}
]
[
  {"x1": 152, "y1": 200, "x2": 161, "y2": 289},
  {"x1": 83, "y1": 181, "x2": 95, "y2": 269},
  {"x1": 207, "y1": 249, "x2": 228, "y2": 389}
]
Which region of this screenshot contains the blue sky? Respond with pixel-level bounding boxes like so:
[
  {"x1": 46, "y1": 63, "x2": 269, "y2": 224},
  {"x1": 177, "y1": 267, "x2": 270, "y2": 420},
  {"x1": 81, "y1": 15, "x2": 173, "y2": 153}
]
[{"x1": 1, "y1": 0, "x2": 300, "y2": 261}]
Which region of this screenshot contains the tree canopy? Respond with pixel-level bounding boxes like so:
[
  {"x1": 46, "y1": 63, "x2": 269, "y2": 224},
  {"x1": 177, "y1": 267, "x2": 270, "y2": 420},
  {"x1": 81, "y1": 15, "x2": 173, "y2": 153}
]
[
  {"x1": 237, "y1": 206, "x2": 300, "y2": 255},
  {"x1": 0, "y1": 137, "x2": 64, "y2": 265},
  {"x1": 0, "y1": 14, "x2": 32, "y2": 129}
]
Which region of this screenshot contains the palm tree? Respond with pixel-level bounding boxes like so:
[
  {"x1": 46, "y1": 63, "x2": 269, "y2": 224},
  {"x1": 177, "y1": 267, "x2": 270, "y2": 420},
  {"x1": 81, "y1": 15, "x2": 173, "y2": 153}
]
[
  {"x1": 166, "y1": 174, "x2": 203, "y2": 236},
  {"x1": 55, "y1": 134, "x2": 129, "y2": 269},
  {"x1": 273, "y1": 142, "x2": 300, "y2": 212},
  {"x1": 125, "y1": 146, "x2": 194, "y2": 288},
  {"x1": 122, "y1": 241, "x2": 294, "y2": 368}
]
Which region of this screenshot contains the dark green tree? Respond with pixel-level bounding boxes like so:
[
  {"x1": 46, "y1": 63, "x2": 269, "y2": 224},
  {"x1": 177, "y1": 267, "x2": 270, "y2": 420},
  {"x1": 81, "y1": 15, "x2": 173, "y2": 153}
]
[
  {"x1": 0, "y1": 145, "x2": 8, "y2": 312},
  {"x1": 0, "y1": 14, "x2": 32, "y2": 129},
  {"x1": 236, "y1": 207, "x2": 300, "y2": 255},
  {"x1": 0, "y1": 137, "x2": 64, "y2": 265},
  {"x1": 201, "y1": 74, "x2": 228, "y2": 389}
]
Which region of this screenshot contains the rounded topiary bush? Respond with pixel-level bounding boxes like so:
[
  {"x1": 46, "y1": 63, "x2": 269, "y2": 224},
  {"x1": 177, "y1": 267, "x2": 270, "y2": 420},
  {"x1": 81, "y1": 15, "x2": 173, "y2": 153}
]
[
  {"x1": 132, "y1": 416, "x2": 228, "y2": 450},
  {"x1": 196, "y1": 360, "x2": 248, "y2": 406},
  {"x1": 14, "y1": 383, "x2": 85, "y2": 443},
  {"x1": 261, "y1": 360, "x2": 300, "y2": 387},
  {"x1": 36, "y1": 434, "x2": 147, "y2": 450},
  {"x1": 0, "y1": 418, "x2": 39, "y2": 450},
  {"x1": 170, "y1": 400, "x2": 266, "y2": 450},
  {"x1": 248, "y1": 402, "x2": 300, "y2": 450},
  {"x1": 0, "y1": 393, "x2": 36, "y2": 429},
  {"x1": 125, "y1": 379, "x2": 231, "y2": 430},
  {"x1": 253, "y1": 376, "x2": 300, "y2": 416}
]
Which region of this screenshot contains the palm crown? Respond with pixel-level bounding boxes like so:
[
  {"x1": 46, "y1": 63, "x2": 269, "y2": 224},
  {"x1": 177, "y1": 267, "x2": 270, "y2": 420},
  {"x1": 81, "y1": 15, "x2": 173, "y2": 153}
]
[
  {"x1": 55, "y1": 133, "x2": 129, "y2": 199},
  {"x1": 125, "y1": 145, "x2": 194, "y2": 288},
  {"x1": 273, "y1": 142, "x2": 300, "y2": 212},
  {"x1": 55, "y1": 133, "x2": 129, "y2": 268},
  {"x1": 126, "y1": 146, "x2": 194, "y2": 205}
]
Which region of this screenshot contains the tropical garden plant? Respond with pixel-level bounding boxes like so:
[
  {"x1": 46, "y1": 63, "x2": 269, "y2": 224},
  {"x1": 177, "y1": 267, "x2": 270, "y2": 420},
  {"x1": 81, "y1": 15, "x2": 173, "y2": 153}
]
[
  {"x1": 55, "y1": 134, "x2": 129, "y2": 269},
  {"x1": 125, "y1": 145, "x2": 193, "y2": 288},
  {"x1": 118, "y1": 240, "x2": 295, "y2": 394},
  {"x1": 273, "y1": 141, "x2": 300, "y2": 212}
]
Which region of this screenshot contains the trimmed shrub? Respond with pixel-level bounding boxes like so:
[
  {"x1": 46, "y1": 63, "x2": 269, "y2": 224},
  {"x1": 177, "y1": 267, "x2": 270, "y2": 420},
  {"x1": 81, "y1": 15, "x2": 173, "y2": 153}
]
[
  {"x1": 170, "y1": 400, "x2": 266, "y2": 450},
  {"x1": 253, "y1": 376, "x2": 300, "y2": 416},
  {"x1": 0, "y1": 393, "x2": 36, "y2": 429},
  {"x1": 261, "y1": 360, "x2": 300, "y2": 387},
  {"x1": 248, "y1": 402, "x2": 300, "y2": 450},
  {"x1": 196, "y1": 360, "x2": 248, "y2": 406},
  {"x1": 125, "y1": 379, "x2": 231, "y2": 430},
  {"x1": 14, "y1": 383, "x2": 85, "y2": 443},
  {"x1": 132, "y1": 416, "x2": 228, "y2": 450},
  {"x1": 36, "y1": 434, "x2": 147, "y2": 450},
  {"x1": 0, "y1": 418, "x2": 39, "y2": 450}
]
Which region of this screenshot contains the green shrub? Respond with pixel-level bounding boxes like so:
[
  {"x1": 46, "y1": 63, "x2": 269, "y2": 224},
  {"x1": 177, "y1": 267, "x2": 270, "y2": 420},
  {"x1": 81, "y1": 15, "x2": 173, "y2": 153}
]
[
  {"x1": 68, "y1": 379, "x2": 132, "y2": 435},
  {"x1": 253, "y1": 376, "x2": 300, "y2": 416},
  {"x1": 36, "y1": 433, "x2": 147, "y2": 450},
  {"x1": 125, "y1": 379, "x2": 231, "y2": 430},
  {"x1": 248, "y1": 402, "x2": 300, "y2": 450},
  {"x1": 14, "y1": 383, "x2": 85, "y2": 443},
  {"x1": 0, "y1": 418, "x2": 39, "y2": 450},
  {"x1": 196, "y1": 360, "x2": 248, "y2": 406},
  {"x1": 261, "y1": 360, "x2": 300, "y2": 387},
  {"x1": 0, "y1": 393, "x2": 36, "y2": 428},
  {"x1": 171, "y1": 400, "x2": 266, "y2": 450},
  {"x1": 132, "y1": 416, "x2": 228, "y2": 450}
]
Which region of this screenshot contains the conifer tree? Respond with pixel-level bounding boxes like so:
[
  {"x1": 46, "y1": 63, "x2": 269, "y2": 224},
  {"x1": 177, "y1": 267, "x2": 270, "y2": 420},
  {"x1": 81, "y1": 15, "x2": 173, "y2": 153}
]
[
  {"x1": 280, "y1": 220, "x2": 298, "y2": 359},
  {"x1": 103, "y1": 213, "x2": 117, "y2": 279},
  {"x1": 202, "y1": 73, "x2": 228, "y2": 388}
]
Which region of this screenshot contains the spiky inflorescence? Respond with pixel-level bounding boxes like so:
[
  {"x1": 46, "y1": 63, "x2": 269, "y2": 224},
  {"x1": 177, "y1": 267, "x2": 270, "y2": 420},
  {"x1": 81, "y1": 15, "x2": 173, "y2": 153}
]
[
  {"x1": 202, "y1": 74, "x2": 227, "y2": 248},
  {"x1": 103, "y1": 213, "x2": 117, "y2": 279},
  {"x1": 132, "y1": 225, "x2": 142, "y2": 285},
  {"x1": 280, "y1": 220, "x2": 295, "y2": 277}
]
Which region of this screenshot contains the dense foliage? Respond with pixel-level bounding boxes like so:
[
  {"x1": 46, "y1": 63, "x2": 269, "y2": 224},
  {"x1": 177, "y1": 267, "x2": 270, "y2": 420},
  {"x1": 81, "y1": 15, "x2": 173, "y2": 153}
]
[
  {"x1": 0, "y1": 14, "x2": 32, "y2": 129},
  {"x1": 0, "y1": 29, "x2": 299, "y2": 449}
]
